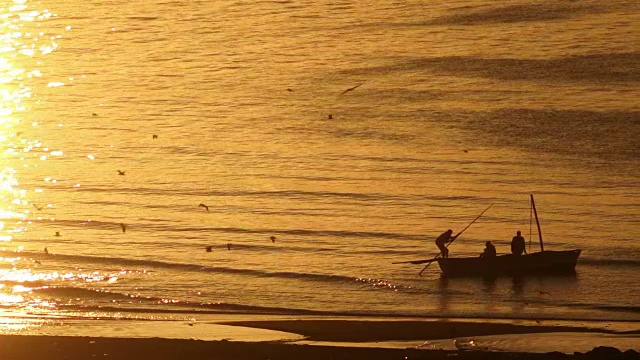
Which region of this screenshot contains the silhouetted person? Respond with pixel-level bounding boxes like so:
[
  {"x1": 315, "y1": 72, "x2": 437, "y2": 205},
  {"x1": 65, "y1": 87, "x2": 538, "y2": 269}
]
[
  {"x1": 435, "y1": 229, "x2": 458, "y2": 258},
  {"x1": 511, "y1": 230, "x2": 526, "y2": 256},
  {"x1": 44, "y1": 247, "x2": 48, "y2": 254},
  {"x1": 480, "y1": 241, "x2": 496, "y2": 259}
]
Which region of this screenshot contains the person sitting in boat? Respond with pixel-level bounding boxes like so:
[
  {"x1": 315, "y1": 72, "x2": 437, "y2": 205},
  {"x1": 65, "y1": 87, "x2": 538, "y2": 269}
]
[
  {"x1": 480, "y1": 241, "x2": 496, "y2": 259},
  {"x1": 435, "y1": 229, "x2": 458, "y2": 258},
  {"x1": 511, "y1": 231, "x2": 527, "y2": 256}
]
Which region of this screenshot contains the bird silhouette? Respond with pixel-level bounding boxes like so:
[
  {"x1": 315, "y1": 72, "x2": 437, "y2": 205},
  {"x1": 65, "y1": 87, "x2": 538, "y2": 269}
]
[
  {"x1": 328, "y1": 114, "x2": 333, "y2": 120},
  {"x1": 33, "y1": 203, "x2": 43, "y2": 211},
  {"x1": 120, "y1": 223, "x2": 127, "y2": 233},
  {"x1": 199, "y1": 203, "x2": 209, "y2": 212},
  {"x1": 54, "y1": 232, "x2": 60, "y2": 237},
  {"x1": 462, "y1": 149, "x2": 469, "y2": 153},
  {"x1": 152, "y1": 134, "x2": 158, "y2": 139},
  {"x1": 92, "y1": 113, "x2": 98, "y2": 117},
  {"x1": 205, "y1": 246, "x2": 212, "y2": 252},
  {"x1": 117, "y1": 170, "x2": 125, "y2": 176},
  {"x1": 270, "y1": 236, "x2": 276, "y2": 243},
  {"x1": 339, "y1": 82, "x2": 365, "y2": 97}
]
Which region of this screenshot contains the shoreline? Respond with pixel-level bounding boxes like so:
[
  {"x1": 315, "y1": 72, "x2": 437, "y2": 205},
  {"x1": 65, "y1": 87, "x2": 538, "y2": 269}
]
[
  {"x1": 0, "y1": 335, "x2": 637, "y2": 360},
  {"x1": 0, "y1": 316, "x2": 636, "y2": 359},
  {"x1": 220, "y1": 318, "x2": 640, "y2": 342}
]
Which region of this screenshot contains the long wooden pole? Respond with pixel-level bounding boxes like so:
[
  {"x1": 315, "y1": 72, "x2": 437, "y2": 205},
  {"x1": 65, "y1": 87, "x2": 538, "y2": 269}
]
[
  {"x1": 453, "y1": 204, "x2": 493, "y2": 239},
  {"x1": 392, "y1": 258, "x2": 438, "y2": 265},
  {"x1": 530, "y1": 194, "x2": 544, "y2": 252},
  {"x1": 418, "y1": 203, "x2": 494, "y2": 275}
]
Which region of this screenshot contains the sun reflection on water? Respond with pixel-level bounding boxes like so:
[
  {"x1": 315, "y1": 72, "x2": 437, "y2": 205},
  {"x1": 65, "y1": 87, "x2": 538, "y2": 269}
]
[{"x1": 0, "y1": 0, "x2": 66, "y2": 332}]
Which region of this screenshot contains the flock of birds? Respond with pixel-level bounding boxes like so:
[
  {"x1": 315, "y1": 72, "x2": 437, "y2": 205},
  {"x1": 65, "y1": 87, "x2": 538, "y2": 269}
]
[
  {"x1": 106, "y1": 83, "x2": 364, "y2": 254},
  {"x1": 40, "y1": 129, "x2": 277, "y2": 255},
  {"x1": 39, "y1": 82, "x2": 469, "y2": 256},
  {"x1": 196, "y1": 203, "x2": 276, "y2": 251}
]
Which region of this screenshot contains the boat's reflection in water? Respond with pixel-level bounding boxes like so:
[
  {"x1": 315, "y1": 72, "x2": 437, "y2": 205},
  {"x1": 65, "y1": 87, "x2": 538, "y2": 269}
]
[{"x1": 435, "y1": 272, "x2": 579, "y2": 318}]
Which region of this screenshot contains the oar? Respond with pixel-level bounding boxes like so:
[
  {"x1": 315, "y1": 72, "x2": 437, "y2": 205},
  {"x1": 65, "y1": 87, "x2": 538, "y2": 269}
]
[
  {"x1": 418, "y1": 203, "x2": 494, "y2": 276},
  {"x1": 417, "y1": 253, "x2": 445, "y2": 276},
  {"x1": 392, "y1": 258, "x2": 438, "y2": 265}
]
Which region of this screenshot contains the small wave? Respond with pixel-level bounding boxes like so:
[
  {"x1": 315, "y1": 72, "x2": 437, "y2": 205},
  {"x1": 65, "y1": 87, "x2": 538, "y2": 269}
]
[
  {"x1": 51, "y1": 302, "x2": 414, "y2": 318},
  {"x1": 0, "y1": 280, "x2": 49, "y2": 287},
  {"x1": 125, "y1": 16, "x2": 160, "y2": 21},
  {"x1": 507, "y1": 296, "x2": 640, "y2": 316},
  {"x1": 29, "y1": 287, "x2": 328, "y2": 317},
  {"x1": 32, "y1": 286, "x2": 135, "y2": 300},
  {"x1": 2, "y1": 250, "x2": 410, "y2": 290},
  {"x1": 343, "y1": 53, "x2": 639, "y2": 84},
  {"x1": 429, "y1": 3, "x2": 601, "y2": 26},
  {"x1": 31, "y1": 218, "x2": 127, "y2": 230},
  {"x1": 580, "y1": 258, "x2": 640, "y2": 268},
  {"x1": 593, "y1": 305, "x2": 640, "y2": 314},
  {"x1": 28, "y1": 219, "x2": 422, "y2": 241}
]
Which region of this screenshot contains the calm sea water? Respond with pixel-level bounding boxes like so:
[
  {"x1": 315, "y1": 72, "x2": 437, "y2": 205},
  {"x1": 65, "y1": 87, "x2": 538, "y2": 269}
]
[{"x1": 0, "y1": 0, "x2": 638, "y2": 336}]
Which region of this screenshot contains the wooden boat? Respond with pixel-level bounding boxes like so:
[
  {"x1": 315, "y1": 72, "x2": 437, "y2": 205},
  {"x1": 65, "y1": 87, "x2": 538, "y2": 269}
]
[
  {"x1": 437, "y1": 249, "x2": 581, "y2": 277},
  {"x1": 437, "y1": 194, "x2": 581, "y2": 278}
]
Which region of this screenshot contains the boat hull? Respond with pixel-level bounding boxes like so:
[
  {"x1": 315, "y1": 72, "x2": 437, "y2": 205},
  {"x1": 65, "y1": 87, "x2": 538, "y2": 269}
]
[{"x1": 437, "y1": 250, "x2": 581, "y2": 277}]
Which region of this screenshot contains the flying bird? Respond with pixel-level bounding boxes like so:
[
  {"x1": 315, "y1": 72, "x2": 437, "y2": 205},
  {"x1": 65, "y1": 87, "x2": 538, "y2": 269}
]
[
  {"x1": 205, "y1": 246, "x2": 212, "y2": 252},
  {"x1": 54, "y1": 232, "x2": 60, "y2": 237},
  {"x1": 270, "y1": 236, "x2": 276, "y2": 243},
  {"x1": 152, "y1": 134, "x2": 158, "y2": 139},
  {"x1": 92, "y1": 113, "x2": 98, "y2": 117},
  {"x1": 33, "y1": 203, "x2": 44, "y2": 211},
  {"x1": 462, "y1": 149, "x2": 469, "y2": 153},
  {"x1": 198, "y1": 203, "x2": 210, "y2": 212},
  {"x1": 120, "y1": 223, "x2": 127, "y2": 233},
  {"x1": 338, "y1": 82, "x2": 365, "y2": 97},
  {"x1": 327, "y1": 114, "x2": 333, "y2": 120},
  {"x1": 117, "y1": 170, "x2": 125, "y2": 175}
]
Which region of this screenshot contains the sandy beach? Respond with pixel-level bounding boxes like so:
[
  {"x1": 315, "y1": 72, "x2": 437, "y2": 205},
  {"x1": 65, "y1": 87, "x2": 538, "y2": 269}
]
[{"x1": 0, "y1": 318, "x2": 637, "y2": 360}]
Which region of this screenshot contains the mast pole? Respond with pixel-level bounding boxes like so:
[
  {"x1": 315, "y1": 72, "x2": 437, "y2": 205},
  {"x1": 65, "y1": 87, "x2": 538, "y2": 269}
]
[
  {"x1": 529, "y1": 198, "x2": 532, "y2": 254},
  {"x1": 530, "y1": 194, "x2": 544, "y2": 252}
]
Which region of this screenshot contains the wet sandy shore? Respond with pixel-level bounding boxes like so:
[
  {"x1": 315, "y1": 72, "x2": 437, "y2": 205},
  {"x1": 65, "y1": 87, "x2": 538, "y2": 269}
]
[{"x1": 0, "y1": 318, "x2": 637, "y2": 359}]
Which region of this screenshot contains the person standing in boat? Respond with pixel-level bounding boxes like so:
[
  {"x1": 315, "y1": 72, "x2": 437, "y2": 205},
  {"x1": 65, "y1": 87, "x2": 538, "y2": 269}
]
[
  {"x1": 435, "y1": 229, "x2": 458, "y2": 258},
  {"x1": 511, "y1": 231, "x2": 527, "y2": 256},
  {"x1": 480, "y1": 241, "x2": 497, "y2": 259}
]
